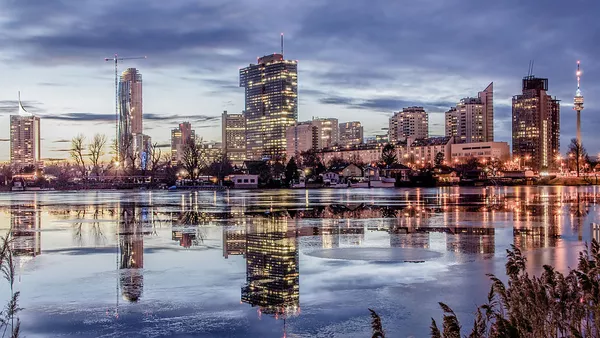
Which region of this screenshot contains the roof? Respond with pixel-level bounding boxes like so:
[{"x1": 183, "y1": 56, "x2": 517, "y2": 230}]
[{"x1": 378, "y1": 163, "x2": 411, "y2": 170}]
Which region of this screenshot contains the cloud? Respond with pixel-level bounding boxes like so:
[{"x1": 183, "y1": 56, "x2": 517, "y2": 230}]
[
  {"x1": 40, "y1": 112, "x2": 220, "y2": 124},
  {"x1": 0, "y1": 139, "x2": 9, "y2": 142},
  {"x1": 318, "y1": 95, "x2": 454, "y2": 114},
  {"x1": 53, "y1": 139, "x2": 72, "y2": 143},
  {"x1": 0, "y1": 100, "x2": 44, "y2": 114},
  {"x1": 38, "y1": 82, "x2": 67, "y2": 87}
]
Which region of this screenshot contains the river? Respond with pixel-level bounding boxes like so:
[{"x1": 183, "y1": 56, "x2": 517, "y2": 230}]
[{"x1": 0, "y1": 186, "x2": 597, "y2": 337}]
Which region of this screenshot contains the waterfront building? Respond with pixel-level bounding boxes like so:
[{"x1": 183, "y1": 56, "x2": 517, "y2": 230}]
[
  {"x1": 240, "y1": 54, "x2": 298, "y2": 161},
  {"x1": 388, "y1": 107, "x2": 428, "y2": 143},
  {"x1": 222, "y1": 111, "x2": 246, "y2": 166},
  {"x1": 512, "y1": 76, "x2": 560, "y2": 171},
  {"x1": 10, "y1": 93, "x2": 41, "y2": 169},
  {"x1": 403, "y1": 136, "x2": 455, "y2": 166},
  {"x1": 118, "y1": 68, "x2": 143, "y2": 162},
  {"x1": 450, "y1": 142, "x2": 510, "y2": 163},
  {"x1": 171, "y1": 122, "x2": 195, "y2": 165},
  {"x1": 339, "y1": 121, "x2": 363, "y2": 147},
  {"x1": 319, "y1": 143, "x2": 384, "y2": 166},
  {"x1": 445, "y1": 83, "x2": 494, "y2": 143},
  {"x1": 286, "y1": 121, "x2": 318, "y2": 160}
]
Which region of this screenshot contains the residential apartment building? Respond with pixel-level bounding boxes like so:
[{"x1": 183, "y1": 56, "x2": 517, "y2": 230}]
[
  {"x1": 171, "y1": 122, "x2": 195, "y2": 165},
  {"x1": 339, "y1": 121, "x2": 364, "y2": 147},
  {"x1": 222, "y1": 111, "x2": 246, "y2": 166},
  {"x1": 388, "y1": 107, "x2": 428, "y2": 143},
  {"x1": 286, "y1": 122, "x2": 318, "y2": 160},
  {"x1": 445, "y1": 83, "x2": 494, "y2": 143},
  {"x1": 10, "y1": 93, "x2": 41, "y2": 169}
]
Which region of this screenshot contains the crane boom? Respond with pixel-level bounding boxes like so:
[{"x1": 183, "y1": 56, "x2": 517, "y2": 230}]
[{"x1": 104, "y1": 54, "x2": 147, "y2": 163}]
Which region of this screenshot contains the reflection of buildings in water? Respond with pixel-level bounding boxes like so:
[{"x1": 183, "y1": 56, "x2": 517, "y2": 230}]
[
  {"x1": 10, "y1": 204, "x2": 42, "y2": 261},
  {"x1": 118, "y1": 205, "x2": 145, "y2": 303},
  {"x1": 513, "y1": 201, "x2": 561, "y2": 250},
  {"x1": 241, "y1": 217, "x2": 299, "y2": 319},
  {"x1": 592, "y1": 223, "x2": 600, "y2": 244},
  {"x1": 389, "y1": 226, "x2": 495, "y2": 254},
  {"x1": 223, "y1": 227, "x2": 246, "y2": 258},
  {"x1": 172, "y1": 229, "x2": 202, "y2": 248}
]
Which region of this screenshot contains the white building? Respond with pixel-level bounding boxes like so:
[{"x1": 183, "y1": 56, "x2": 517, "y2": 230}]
[
  {"x1": 311, "y1": 117, "x2": 339, "y2": 149},
  {"x1": 10, "y1": 93, "x2": 41, "y2": 169},
  {"x1": 389, "y1": 107, "x2": 428, "y2": 143},
  {"x1": 445, "y1": 83, "x2": 494, "y2": 143},
  {"x1": 450, "y1": 142, "x2": 510, "y2": 163}
]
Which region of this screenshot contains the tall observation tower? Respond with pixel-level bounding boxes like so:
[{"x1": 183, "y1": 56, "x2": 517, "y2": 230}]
[{"x1": 574, "y1": 61, "x2": 584, "y2": 145}]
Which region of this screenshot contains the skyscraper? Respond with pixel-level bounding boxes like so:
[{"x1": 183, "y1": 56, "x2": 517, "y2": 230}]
[
  {"x1": 339, "y1": 121, "x2": 364, "y2": 147},
  {"x1": 240, "y1": 54, "x2": 298, "y2": 161},
  {"x1": 445, "y1": 83, "x2": 494, "y2": 143},
  {"x1": 388, "y1": 107, "x2": 428, "y2": 143},
  {"x1": 118, "y1": 68, "x2": 143, "y2": 162},
  {"x1": 512, "y1": 76, "x2": 560, "y2": 171},
  {"x1": 10, "y1": 93, "x2": 41, "y2": 169},
  {"x1": 222, "y1": 111, "x2": 246, "y2": 166},
  {"x1": 171, "y1": 122, "x2": 195, "y2": 165}
]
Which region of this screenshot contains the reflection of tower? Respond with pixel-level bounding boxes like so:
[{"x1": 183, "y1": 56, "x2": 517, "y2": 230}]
[
  {"x1": 10, "y1": 203, "x2": 42, "y2": 261},
  {"x1": 241, "y1": 217, "x2": 299, "y2": 318},
  {"x1": 446, "y1": 228, "x2": 495, "y2": 254},
  {"x1": 118, "y1": 204, "x2": 144, "y2": 303},
  {"x1": 223, "y1": 226, "x2": 246, "y2": 258},
  {"x1": 592, "y1": 223, "x2": 600, "y2": 244},
  {"x1": 513, "y1": 201, "x2": 560, "y2": 250}
]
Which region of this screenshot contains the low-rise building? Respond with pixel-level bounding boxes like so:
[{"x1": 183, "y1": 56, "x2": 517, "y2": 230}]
[
  {"x1": 319, "y1": 144, "x2": 384, "y2": 166},
  {"x1": 230, "y1": 174, "x2": 259, "y2": 189},
  {"x1": 450, "y1": 142, "x2": 510, "y2": 163}
]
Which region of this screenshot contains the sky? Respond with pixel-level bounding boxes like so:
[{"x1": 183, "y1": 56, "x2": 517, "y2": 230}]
[{"x1": 0, "y1": 0, "x2": 599, "y2": 161}]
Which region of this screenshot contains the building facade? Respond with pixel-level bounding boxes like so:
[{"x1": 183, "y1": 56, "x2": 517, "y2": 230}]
[
  {"x1": 240, "y1": 54, "x2": 298, "y2": 161},
  {"x1": 319, "y1": 144, "x2": 384, "y2": 166},
  {"x1": 286, "y1": 122, "x2": 318, "y2": 160},
  {"x1": 445, "y1": 83, "x2": 494, "y2": 143},
  {"x1": 10, "y1": 94, "x2": 41, "y2": 169},
  {"x1": 222, "y1": 111, "x2": 246, "y2": 166},
  {"x1": 339, "y1": 121, "x2": 364, "y2": 147},
  {"x1": 388, "y1": 107, "x2": 428, "y2": 143},
  {"x1": 450, "y1": 142, "x2": 510, "y2": 163},
  {"x1": 311, "y1": 117, "x2": 338, "y2": 149},
  {"x1": 512, "y1": 76, "x2": 560, "y2": 171},
  {"x1": 171, "y1": 122, "x2": 195, "y2": 165},
  {"x1": 118, "y1": 68, "x2": 143, "y2": 162}
]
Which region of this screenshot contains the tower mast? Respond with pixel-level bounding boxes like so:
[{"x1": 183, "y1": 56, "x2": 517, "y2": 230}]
[{"x1": 574, "y1": 61, "x2": 584, "y2": 146}]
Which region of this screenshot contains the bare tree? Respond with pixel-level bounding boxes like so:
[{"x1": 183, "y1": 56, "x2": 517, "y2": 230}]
[
  {"x1": 568, "y1": 138, "x2": 589, "y2": 177},
  {"x1": 88, "y1": 134, "x2": 107, "y2": 177},
  {"x1": 121, "y1": 135, "x2": 138, "y2": 176},
  {"x1": 70, "y1": 134, "x2": 87, "y2": 179},
  {"x1": 182, "y1": 138, "x2": 201, "y2": 180},
  {"x1": 148, "y1": 142, "x2": 163, "y2": 182}
]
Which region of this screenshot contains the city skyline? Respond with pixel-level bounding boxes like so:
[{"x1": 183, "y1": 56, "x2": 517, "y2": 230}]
[{"x1": 0, "y1": 1, "x2": 598, "y2": 161}]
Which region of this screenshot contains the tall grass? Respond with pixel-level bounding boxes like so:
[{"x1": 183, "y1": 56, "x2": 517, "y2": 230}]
[{"x1": 371, "y1": 240, "x2": 600, "y2": 338}]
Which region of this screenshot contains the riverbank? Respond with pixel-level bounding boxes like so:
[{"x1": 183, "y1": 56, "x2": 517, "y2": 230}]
[{"x1": 538, "y1": 176, "x2": 599, "y2": 186}]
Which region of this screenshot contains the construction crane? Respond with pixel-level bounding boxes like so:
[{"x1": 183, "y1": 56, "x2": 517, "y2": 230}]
[{"x1": 104, "y1": 54, "x2": 147, "y2": 162}]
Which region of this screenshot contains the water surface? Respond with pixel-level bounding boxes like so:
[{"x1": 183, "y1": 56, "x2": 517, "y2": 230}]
[{"x1": 0, "y1": 186, "x2": 597, "y2": 337}]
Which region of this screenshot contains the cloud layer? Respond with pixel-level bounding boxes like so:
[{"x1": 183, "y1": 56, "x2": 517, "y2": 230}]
[{"x1": 0, "y1": 0, "x2": 599, "y2": 159}]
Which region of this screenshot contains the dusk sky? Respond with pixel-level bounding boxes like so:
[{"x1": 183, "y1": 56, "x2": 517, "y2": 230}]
[{"x1": 0, "y1": 0, "x2": 598, "y2": 161}]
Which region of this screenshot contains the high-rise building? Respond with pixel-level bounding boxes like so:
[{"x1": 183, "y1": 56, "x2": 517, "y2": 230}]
[
  {"x1": 286, "y1": 122, "x2": 318, "y2": 160},
  {"x1": 118, "y1": 68, "x2": 143, "y2": 162},
  {"x1": 10, "y1": 93, "x2": 41, "y2": 169},
  {"x1": 388, "y1": 107, "x2": 428, "y2": 143},
  {"x1": 311, "y1": 117, "x2": 338, "y2": 149},
  {"x1": 512, "y1": 76, "x2": 560, "y2": 171},
  {"x1": 339, "y1": 121, "x2": 364, "y2": 147},
  {"x1": 171, "y1": 122, "x2": 195, "y2": 165},
  {"x1": 222, "y1": 111, "x2": 246, "y2": 166},
  {"x1": 445, "y1": 83, "x2": 494, "y2": 143},
  {"x1": 240, "y1": 53, "x2": 298, "y2": 161}
]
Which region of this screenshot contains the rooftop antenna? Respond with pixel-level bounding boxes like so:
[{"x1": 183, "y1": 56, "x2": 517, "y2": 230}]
[
  {"x1": 527, "y1": 60, "x2": 532, "y2": 77},
  {"x1": 280, "y1": 33, "x2": 284, "y2": 57},
  {"x1": 530, "y1": 60, "x2": 535, "y2": 76}
]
